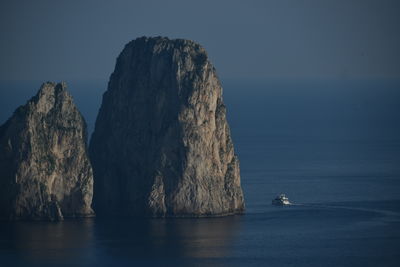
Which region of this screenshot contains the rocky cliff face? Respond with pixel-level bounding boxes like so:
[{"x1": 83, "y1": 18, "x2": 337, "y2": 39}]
[
  {"x1": 90, "y1": 37, "x2": 244, "y2": 217},
  {"x1": 0, "y1": 82, "x2": 94, "y2": 221}
]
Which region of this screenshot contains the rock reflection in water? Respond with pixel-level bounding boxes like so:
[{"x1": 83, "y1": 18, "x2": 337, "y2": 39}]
[
  {"x1": 93, "y1": 216, "x2": 242, "y2": 260},
  {"x1": 0, "y1": 219, "x2": 94, "y2": 265},
  {"x1": 0, "y1": 216, "x2": 242, "y2": 265}
]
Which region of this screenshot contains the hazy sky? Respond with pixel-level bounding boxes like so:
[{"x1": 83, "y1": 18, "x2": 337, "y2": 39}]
[{"x1": 0, "y1": 0, "x2": 399, "y2": 82}]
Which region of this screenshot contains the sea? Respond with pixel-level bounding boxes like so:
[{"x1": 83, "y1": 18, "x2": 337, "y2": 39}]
[{"x1": 0, "y1": 79, "x2": 399, "y2": 266}]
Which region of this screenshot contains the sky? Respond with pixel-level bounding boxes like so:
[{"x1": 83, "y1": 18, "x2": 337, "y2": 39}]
[{"x1": 0, "y1": 0, "x2": 399, "y2": 82}]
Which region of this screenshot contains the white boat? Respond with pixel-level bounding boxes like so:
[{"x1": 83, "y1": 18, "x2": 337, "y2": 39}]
[{"x1": 272, "y1": 194, "x2": 291, "y2": 206}]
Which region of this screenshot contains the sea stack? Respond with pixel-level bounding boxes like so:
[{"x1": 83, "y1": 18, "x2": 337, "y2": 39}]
[
  {"x1": 90, "y1": 37, "x2": 245, "y2": 217},
  {"x1": 0, "y1": 82, "x2": 94, "y2": 221}
]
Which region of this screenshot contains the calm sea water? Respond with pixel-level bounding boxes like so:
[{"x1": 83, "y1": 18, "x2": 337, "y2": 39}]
[{"x1": 0, "y1": 80, "x2": 399, "y2": 266}]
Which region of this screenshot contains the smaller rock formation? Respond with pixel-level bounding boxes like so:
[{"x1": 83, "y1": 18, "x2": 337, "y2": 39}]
[{"x1": 0, "y1": 82, "x2": 94, "y2": 221}]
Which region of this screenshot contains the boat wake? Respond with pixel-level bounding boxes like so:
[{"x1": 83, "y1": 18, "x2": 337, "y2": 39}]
[{"x1": 291, "y1": 202, "x2": 400, "y2": 222}]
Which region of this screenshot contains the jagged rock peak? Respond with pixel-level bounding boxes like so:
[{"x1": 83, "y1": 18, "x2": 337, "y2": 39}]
[
  {"x1": 124, "y1": 36, "x2": 204, "y2": 50},
  {"x1": 90, "y1": 36, "x2": 245, "y2": 217},
  {"x1": 0, "y1": 82, "x2": 94, "y2": 221}
]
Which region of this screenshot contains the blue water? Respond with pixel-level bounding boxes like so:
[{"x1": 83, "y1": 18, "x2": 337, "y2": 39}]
[{"x1": 1, "y1": 80, "x2": 400, "y2": 266}]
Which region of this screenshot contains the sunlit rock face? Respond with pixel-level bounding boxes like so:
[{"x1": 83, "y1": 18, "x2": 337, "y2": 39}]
[
  {"x1": 0, "y1": 82, "x2": 94, "y2": 221},
  {"x1": 90, "y1": 37, "x2": 245, "y2": 217}
]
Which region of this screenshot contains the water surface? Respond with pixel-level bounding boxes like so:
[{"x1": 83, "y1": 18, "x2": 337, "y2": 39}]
[{"x1": 0, "y1": 80, "x2": 399, "y2": 266}]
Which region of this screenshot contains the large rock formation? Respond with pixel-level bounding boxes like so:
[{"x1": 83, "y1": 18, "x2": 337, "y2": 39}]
[
  {"x1": 90, "y1": 37, "x2": 244, "y2": 217},
  {"x1": 0, "y1": 82, "x2": 94, "y2": 220}
]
